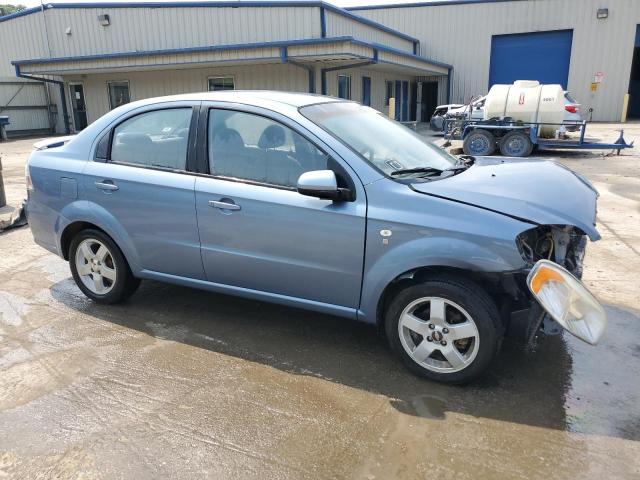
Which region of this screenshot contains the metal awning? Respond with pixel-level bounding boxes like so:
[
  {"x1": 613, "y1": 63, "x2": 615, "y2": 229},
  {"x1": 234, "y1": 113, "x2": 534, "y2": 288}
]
[{"x1": 13, "y1": 36, "x2": 450, "y2": 78}]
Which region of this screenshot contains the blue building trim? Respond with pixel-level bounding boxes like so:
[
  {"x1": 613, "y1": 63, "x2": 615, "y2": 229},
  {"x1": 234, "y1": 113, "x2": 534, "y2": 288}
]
[
  {"x1": 0, "y1": 1, "x2": 419, "y2": 44},
  {"x1": 320, "y1": 6, "x2": 326, "y2": 38},
  {"x1": 347, "y1": 0, "x2": 524, "y2": 11}
]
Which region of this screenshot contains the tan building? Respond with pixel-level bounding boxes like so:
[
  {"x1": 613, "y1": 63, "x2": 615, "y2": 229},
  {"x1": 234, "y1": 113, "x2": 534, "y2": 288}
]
[
  {"x1": 0, "y1": 1, "x2": 449, "y2": 135},
  {"x1": 1, "y1": 0, "x2": 639, "y2": 135}
]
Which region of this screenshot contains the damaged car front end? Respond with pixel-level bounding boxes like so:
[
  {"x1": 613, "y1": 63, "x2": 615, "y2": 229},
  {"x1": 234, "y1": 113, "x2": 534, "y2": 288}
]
[
  {"x1": 409, "y1": 157, "x2": 607, "y2": 348},
  {"x1": 506, "y1": 225, "x2": 595, "y2": 346}
]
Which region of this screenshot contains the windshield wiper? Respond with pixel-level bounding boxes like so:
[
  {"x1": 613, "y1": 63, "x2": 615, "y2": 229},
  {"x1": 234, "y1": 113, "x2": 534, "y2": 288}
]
[
  {"x1": 390, "y1": 167, "x2": 443, "y2": 177},
  {"x1": 457, "y1": 155, "x2": 476, "y2": 167}
]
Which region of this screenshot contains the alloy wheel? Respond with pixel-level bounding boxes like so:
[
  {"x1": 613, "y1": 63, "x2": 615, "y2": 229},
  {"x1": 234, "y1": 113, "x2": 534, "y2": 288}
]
[
  {"x1": 398, "y1": 296, "x2": 480, "y2": 373},
  {"x1": 74, "y1": 238, "x2": 117, "y2": 295}
]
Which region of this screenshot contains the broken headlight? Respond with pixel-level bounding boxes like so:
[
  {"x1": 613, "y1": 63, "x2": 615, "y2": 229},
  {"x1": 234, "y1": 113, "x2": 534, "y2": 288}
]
[{"x1": 527, "y1": 260, "x2": 607, "y2": 345}]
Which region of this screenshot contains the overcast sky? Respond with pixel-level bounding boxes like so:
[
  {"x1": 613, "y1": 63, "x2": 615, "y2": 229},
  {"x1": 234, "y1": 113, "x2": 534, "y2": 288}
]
[{"x1": 16, "y1": 0, "x2": 441, "y2": 10}]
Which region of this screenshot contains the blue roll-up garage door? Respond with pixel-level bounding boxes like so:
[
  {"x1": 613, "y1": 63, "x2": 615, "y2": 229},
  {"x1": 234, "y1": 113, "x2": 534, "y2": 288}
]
[{"x1": 489, "y1": 30, "x2": 573, "y2": 88}]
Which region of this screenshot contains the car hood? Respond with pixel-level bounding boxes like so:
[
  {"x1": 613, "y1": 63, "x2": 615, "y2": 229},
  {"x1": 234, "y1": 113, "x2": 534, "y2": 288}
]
[{"x1": 411, "y1": 158, "x2": 600, "y2": 240}]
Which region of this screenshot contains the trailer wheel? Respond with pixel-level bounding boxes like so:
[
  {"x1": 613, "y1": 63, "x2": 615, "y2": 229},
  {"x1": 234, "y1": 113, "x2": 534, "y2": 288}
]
[
  {"x1": 499, "y1": 131, "x2": 533, "y2": 157},
  {"x1": 463, "y1": 129, "x2": 496, "y2": 156}
]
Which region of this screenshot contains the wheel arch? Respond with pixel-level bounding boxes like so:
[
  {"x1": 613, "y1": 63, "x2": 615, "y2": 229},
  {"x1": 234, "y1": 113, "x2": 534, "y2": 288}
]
[
  {"x1": 375, "y1": 266, "x2": 514, "y2": 331},
  {"x1": 358, "y1": 237, "x2": 529, "y2": 332},
  {"x1": 57, "y1": 202, "x2": 142, "y2": 273},
  {"x1": 61, "y1": 221, "x2": 107, "y2": 260}
]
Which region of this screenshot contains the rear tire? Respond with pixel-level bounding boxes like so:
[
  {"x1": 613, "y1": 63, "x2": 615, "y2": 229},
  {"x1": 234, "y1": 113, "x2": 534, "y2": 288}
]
[
  {"x1": 385, "y1": 275, "x2": 502, "y2": 384},
  {"x1": 69, "y1": 229, "x2": 140, "y2": 304},
  {"x1": 499, "y1": 130, "x2": 533, "y2": 157},
  {"x1": 462, "y1": 129, "x2": 496, "y2": 156}
]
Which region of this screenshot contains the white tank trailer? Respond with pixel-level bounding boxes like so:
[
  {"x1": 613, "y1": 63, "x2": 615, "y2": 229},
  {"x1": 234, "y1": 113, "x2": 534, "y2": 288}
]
[{"x1": 484, "y1": 80, "x2": 565, "y2": 137}]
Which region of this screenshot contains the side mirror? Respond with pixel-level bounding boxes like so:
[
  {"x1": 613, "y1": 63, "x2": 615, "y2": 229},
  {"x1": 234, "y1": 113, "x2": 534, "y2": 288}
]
[{"x1": 297, "y1": 170, "x2": 351, "y2": 201}]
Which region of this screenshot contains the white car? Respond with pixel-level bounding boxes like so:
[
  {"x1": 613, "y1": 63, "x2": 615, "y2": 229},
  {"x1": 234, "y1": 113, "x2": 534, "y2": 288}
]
[
  {"x1": 429, "y1": 103, "x2": 464, "y2": 131},
  {"x1": 431, "y1": 92, "x2": 583, "y2": 132}
]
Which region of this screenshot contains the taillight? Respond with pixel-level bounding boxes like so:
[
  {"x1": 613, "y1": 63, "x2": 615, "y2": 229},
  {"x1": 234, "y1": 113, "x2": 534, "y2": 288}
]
[{"x1": 565, "y1": 105, "x2": 579, "y2": 114}]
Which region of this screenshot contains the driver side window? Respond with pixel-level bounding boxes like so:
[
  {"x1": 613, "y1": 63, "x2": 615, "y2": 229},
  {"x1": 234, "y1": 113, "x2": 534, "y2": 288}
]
[
  {"x1": 207, "y1": 109, "x2": 328, "y2": 188},
  {"x1": 110, "y1": 108, "x2": 192, "y2": 170}
]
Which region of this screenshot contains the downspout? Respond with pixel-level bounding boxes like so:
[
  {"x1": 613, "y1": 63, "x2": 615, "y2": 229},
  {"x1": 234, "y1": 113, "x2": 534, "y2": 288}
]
[
  {"x1": 447, "y1": 66, "x2": 453, "y2": 105},
  {"x1": 15, "y1": 65, "x2": 70, "y2": 134},
  {"x1": 320, "y1": 6, "x2": 326, "y2": 38}
]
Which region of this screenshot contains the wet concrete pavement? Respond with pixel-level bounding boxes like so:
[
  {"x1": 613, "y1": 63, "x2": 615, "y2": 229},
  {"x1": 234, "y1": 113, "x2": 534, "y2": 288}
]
[{"x1": 1, "y1": 127, "x2": 639, "y2": 479}]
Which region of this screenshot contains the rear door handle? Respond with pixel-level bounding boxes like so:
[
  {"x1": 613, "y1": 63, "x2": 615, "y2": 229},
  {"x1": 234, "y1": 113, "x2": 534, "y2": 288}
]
[
  {"x1": 95, "y1": 180, "x2": 119, "y2": 191},
  {"x1": 209, "y1": 200, "x2": 241, "y2": 211}
]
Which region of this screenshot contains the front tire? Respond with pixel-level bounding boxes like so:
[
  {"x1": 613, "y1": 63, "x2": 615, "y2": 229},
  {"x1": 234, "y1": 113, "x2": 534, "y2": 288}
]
[
  {"x1": 69, "y1": 229, "x2": 140, "y2": 304},
  {"x1": 385, "y1": 276, "x2": 502, "y2": 384}
]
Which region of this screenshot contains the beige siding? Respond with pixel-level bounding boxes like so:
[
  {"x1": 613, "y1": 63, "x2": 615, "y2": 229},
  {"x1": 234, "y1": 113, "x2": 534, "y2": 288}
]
[
  {"x1": 65, "y1": 63, "x2": 309, "y2": 125},
  {"x1": 42, "y1": 6, "x2": 321, "y2": 58},
  {"x1": 0, "y1": 12, "x2": 49, "y2": 77},
  {"x1": 289, "y1": 41, "x2": 372, "y2": 60},
  {"x1": 354, "y1": 0, "x2": 640, "y2": 121},
  {"x1": 324, "y1": 10, "x2": 414, "y2": 53}
]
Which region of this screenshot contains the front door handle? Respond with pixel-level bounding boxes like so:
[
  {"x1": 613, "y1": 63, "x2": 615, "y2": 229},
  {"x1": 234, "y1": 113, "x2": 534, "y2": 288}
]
[
  {"x1": 209, "y1": 200, "x2": 241, "y2": 211},
  {"x1": 95, "y1": 180, "x2": 119, "y2": 191}
]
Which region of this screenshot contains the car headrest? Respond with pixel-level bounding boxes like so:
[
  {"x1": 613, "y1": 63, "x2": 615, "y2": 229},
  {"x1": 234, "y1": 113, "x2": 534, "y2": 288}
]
[
  {"x1": 258, "y1": 125, "x2": 286, "y2": 149},
  {"x1": 212, "y1": 128, "x2": 244, "y2": 150},
  {"x1": 116, "y1": 132, "x2": 153, "y2": 145}
]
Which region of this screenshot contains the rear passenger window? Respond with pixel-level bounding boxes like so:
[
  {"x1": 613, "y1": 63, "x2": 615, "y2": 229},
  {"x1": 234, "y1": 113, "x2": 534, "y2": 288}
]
[
  {"x1": 110, "y1": 108, "x2": 192, "y2": 170},
  {"x1": 208, "y1": 109, "x2": 328, "y2": 188}
]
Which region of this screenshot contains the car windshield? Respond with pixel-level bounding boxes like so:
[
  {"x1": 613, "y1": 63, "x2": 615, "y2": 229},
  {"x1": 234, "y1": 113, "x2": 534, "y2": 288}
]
[{"x1": 300, "y1": 102, "x2": 458, "y2": 177}]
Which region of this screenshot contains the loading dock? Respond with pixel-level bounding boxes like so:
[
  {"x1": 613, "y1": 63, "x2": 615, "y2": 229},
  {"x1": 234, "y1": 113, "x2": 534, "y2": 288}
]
[{"x1": 489, "y1": 30, "x2": 574, "y2": 89}]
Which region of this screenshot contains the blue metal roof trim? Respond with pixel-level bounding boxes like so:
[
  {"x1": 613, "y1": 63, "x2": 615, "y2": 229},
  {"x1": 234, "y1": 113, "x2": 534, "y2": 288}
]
[
  {"x1": 12, "y1": 35, "x2": 450, "y2": 70},
  {"x1": 347, "y1": 0, "x2": 525, "y2": 11},
  {"x1": 0, "y1": 1, "x2": 419, "y2": 44},
  {"x1": 365, "y1": 40, "x2": 451, "y2": 68}
]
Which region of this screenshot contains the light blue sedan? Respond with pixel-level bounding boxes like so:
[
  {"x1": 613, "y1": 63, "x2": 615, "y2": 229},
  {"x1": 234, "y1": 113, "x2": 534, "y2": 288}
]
[{"x1": 25, "y1": 91, "x2": 606, "y2": 383}]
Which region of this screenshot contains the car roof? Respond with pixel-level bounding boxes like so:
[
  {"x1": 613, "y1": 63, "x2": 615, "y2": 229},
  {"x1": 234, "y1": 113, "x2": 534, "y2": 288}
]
[{"x1": 127, "y1": 90, "x2": 344, "y2": 110}]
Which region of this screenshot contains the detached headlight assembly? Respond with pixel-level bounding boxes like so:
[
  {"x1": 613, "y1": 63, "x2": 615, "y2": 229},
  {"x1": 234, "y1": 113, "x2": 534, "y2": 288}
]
[{"x1": 527, "y1": 260, "x2": 607, "y2": 345}]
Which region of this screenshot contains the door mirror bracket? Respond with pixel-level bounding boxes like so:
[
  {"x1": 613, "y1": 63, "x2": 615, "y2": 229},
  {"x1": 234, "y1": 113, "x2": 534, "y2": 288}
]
[{"x1": 297, "y1": 170, "x2": 352, "y2": 201}]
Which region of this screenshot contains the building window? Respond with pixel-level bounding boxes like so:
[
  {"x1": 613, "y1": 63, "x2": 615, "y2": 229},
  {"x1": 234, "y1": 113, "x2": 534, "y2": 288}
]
[
  {"x1": 385, "y1": 80, "x2": 393, "y2": 106},
  {"x1": 108, "y1": 81, "x2": 130, "y2": 110},
  {"x1": 208, "y1": 76, "x2": 235, "y2": 91},
  {"x1": 337, "y1": 75, "x2": 350, "y2": 99}
]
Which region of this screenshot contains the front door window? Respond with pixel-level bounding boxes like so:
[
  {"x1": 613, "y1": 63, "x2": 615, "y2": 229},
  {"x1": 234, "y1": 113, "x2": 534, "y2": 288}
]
[{"x1": 208, "y1": 109, "x2": 328, "y2": 188}]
